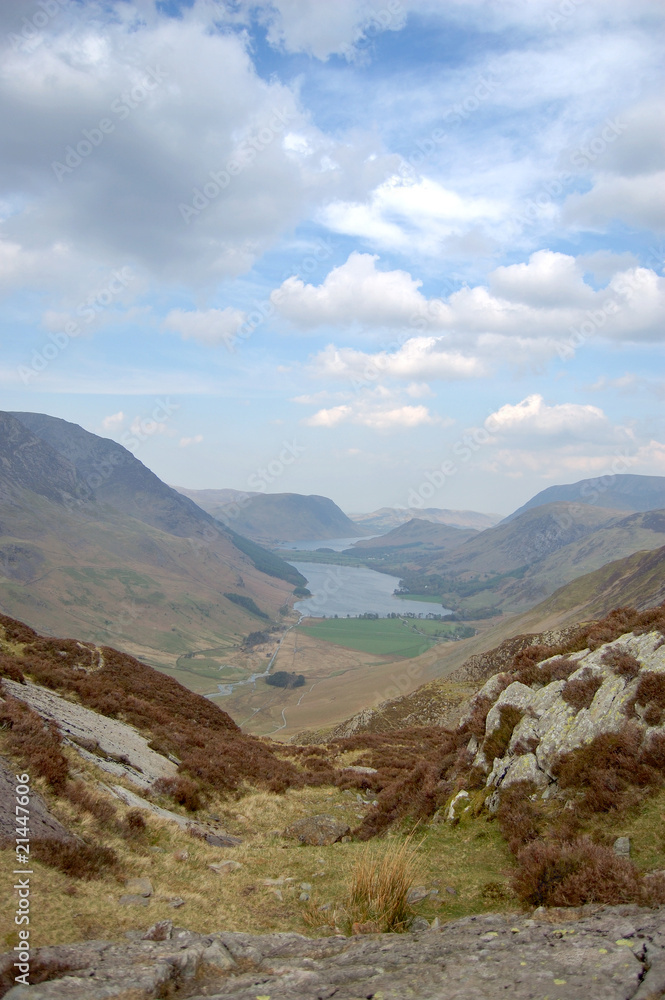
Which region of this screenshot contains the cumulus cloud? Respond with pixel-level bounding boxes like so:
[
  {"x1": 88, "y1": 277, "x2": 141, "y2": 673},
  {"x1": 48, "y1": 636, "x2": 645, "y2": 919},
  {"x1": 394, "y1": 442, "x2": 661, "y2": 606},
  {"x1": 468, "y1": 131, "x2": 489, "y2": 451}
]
[
  {"x1": 179, "y1": 434, "x2": 204, "y2": 447},
  {"x1": 275, "y1": 251, "x2": 428, "y2": 329},
  {"x1": 319, "y1": 176, "x2": 506, "y2": 253},
  {"x1": 292, "y1": 252, "x2": 664, "y2": 381},
  {"x1": 485, "y1": 395, "x2": 615, "y2": 442},
  {"x1": 311, "y1": 340, "x2": 484, "y2": 382},
  {"x1": 0, "y1": 2, "x2": 396, "y2": 302}
]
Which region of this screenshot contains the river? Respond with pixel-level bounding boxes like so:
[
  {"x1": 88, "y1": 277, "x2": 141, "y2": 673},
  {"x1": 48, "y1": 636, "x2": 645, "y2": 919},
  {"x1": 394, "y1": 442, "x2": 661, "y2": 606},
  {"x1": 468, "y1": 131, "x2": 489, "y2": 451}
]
[{"x1": 289, "y1": 560, "x2": 450, "y2": 618}]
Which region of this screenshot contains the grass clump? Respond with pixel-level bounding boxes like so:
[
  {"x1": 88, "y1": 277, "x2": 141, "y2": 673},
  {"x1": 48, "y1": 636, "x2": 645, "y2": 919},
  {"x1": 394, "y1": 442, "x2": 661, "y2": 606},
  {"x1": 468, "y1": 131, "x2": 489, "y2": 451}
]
[{"x1": 344, "y1": 836, "x2": 422, "y2": 934}]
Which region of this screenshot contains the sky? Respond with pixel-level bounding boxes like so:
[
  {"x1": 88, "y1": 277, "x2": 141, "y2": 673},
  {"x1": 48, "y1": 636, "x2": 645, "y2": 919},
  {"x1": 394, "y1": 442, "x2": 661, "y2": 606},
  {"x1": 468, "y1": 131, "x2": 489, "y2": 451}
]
[{"x1": 1, "y1": 0, "x2": 664, "y2": 517}]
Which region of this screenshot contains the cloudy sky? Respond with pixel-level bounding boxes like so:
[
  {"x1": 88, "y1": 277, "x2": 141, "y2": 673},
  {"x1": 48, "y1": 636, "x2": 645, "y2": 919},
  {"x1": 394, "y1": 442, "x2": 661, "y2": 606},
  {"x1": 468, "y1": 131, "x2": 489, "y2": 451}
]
[{"x1": 1, "y1": 0, "x2": 664, "y2": 516}]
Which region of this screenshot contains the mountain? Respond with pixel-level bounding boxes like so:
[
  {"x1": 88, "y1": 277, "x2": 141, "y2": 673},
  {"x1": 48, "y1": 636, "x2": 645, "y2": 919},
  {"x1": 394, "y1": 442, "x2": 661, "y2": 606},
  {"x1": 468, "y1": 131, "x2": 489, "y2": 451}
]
[
  {"x1": 0, "y1": 412, "x2": 304, "y2": 671},
  {"x1": 178, "y1": 489, "x2": 365, "y2": 544},
  {"x1": 347, "y1": 518, "x2": 478, "y2": 553},
  {"x1": 173, "y1": 486, "x2": 260, "y2": 521},
  {"x1": 506, "y1": 473, "x2": 665, "y2": 521},
  {"x1": 411, "y1": 501, "x2": 623, "y2": 577},
  {"x1": 349, "y1": 506, "x2": 501, "y2": 533}
]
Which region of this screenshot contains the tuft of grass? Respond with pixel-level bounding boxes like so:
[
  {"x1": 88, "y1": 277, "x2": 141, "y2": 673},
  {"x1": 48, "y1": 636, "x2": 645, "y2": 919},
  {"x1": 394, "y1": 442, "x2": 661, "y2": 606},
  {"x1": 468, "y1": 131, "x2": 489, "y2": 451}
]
[{"x1": 343, "y1": 835, "x2": 422, "y2": 933}]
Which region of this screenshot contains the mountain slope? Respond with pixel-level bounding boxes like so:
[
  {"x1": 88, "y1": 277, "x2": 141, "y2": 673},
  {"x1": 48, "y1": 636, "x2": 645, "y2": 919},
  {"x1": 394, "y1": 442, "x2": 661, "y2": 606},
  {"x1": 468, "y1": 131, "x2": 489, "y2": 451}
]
[
  {"x1": 506, "y1": 473, "x2": 665, "y2": 521},
  {"x1": 0, "y1": 412, "x2": 303, "y2": 674},
  {"x1": 181, "y1": 490, "x2": 365, "y2": 544},
  {"x1": 418, "y1": 501, "x2": 623, "y2": 577}
]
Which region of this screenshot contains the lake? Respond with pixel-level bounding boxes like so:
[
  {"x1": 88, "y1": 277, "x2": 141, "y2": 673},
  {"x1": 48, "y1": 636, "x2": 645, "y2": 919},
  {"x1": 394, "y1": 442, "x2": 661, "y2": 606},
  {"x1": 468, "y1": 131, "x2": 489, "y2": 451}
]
[
  {"x1": 277, "y1": 535, "x2": 378, "y2": 552},
  {"x1": 289, "y1": 560, "x2": 451, "y2": 618}
]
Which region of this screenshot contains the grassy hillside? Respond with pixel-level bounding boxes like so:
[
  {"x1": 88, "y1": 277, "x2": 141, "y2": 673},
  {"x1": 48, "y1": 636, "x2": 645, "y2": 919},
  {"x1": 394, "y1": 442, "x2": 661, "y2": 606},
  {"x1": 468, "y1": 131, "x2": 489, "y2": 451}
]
[{"x1": 296, "y1": 617, "x2": 473, "y2": 657}]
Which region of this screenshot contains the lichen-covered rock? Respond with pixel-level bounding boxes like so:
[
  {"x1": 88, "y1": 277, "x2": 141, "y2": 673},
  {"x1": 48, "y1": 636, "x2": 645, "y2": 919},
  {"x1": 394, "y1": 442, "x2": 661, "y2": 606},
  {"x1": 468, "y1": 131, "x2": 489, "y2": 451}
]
[
  {"x1": 283, "y1": 814, "x2": 350, "y2": 845},
  {"x1": 473, "y1": 630, "x2": 665, "y2": 800},
  {"x1": 2, "y1": 907, "x2": 664, "y2": 1000}
]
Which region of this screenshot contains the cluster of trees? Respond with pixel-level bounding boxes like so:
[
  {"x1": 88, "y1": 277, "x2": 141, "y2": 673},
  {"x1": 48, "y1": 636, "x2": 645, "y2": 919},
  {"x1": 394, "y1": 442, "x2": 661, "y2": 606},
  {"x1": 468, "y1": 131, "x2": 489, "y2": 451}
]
[
  {"x1": 223, "y1": 592, "x2": 269, "y2": 619},
  {"x1": 266, "y1": 670, "x2": 305, "y2": 689}
]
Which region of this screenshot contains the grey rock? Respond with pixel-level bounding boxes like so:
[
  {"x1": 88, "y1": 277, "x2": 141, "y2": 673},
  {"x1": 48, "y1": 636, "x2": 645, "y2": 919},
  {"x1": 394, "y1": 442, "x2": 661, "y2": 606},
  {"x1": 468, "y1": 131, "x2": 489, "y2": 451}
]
[
  {"x1": 0, "y1": 755, "x2": 78, "y2": 844},
  {"x1": 204, "y1": 832, "x2": 243, "y2": 847},
  {"x1": 299, "y1": 892, "x2": 310, "y2": 901},
  {"x1": 406, "y1": 886, "x2": 429, "y2": 904},
  {"x1": 142, "y1": 920, "x2": 172, "y2": 941},
  {"x1": 614, "y1": 836, "x2": 631, "y2": 858},
  {"x1": 208, "y1": 860, "x2": 242, "y2": 874},
  {"x1": 409, "y1": 916, "x2": 431, "y2": 932},
  {"x1": 118, "y1": 894, "x2": 149, "y2": 906},
  {"x1": 283, "y1": 814, "x2": 351, "y2": 846},
  {"x1": 2, "y1": 906, "x2": 663, "y2": 999},
  {"x1": 124, "y1": 877, "x2": 152, "y2": 897}
]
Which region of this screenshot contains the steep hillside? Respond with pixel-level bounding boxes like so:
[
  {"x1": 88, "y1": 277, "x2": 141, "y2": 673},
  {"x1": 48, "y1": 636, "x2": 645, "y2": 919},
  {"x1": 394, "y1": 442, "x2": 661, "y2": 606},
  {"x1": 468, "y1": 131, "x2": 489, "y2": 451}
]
[
  {"x1": 349, "y1": 506, "x2": 501, "y2": 532},
  {"x1": 0, "y1": 412, "x2": 304, "y2": 674},
  {"x1": 506, "y1": 473, "x2": 665, "y2": 521},
  {"x1": 188, "y1": 491, "x2": 365, "y2": 543},
  {"x1": 347, "y1": 518, "x2": 478, "y2": 554}
]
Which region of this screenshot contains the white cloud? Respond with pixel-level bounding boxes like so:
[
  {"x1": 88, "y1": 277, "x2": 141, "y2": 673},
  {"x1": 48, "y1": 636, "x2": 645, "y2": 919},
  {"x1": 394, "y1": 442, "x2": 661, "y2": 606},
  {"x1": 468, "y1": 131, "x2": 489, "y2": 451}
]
[
  {"x1": 101, "y1": 410, "x2": 124, "y2": 430},
  {"x1": 179, "y1": 434, "x2": 204, "y2": 447},
  {"x1": 304, "y1": 400, "x2": 438, "y2": 431},
  {"x1": 563, "y1": 172, "x2": 665, "y2": 232},
  {"x1": 163, "y1": 307, "x2": 246, "y2": 347},
  {"x1": 305, "y1": 404, "x2": 352, "y2": 427},
  {"x1": 292, "y1": 252, "x2": 665, "y2": 381},
  {"x1": 253, "y1": 0, "x2": 406, "y2": 60},
  {"x1": 319, "y1": 176, "x2": 506, "y2": 253},
  {"x1": 485, "y1": 395, "x2": 614, "y2": 442},
  {"x1": 275, "y1": 251, "x2": 428, "y2": 329},
  {"x1": 311, "y1": 340, "x2": 484, "y2": 382}
]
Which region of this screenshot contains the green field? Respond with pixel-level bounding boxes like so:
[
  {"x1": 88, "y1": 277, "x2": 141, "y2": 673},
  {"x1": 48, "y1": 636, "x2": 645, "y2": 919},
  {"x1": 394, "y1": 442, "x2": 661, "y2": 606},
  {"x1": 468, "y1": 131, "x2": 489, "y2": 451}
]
[{"x1": 296, "y1": 616, "x2": 471, "y2": 657}]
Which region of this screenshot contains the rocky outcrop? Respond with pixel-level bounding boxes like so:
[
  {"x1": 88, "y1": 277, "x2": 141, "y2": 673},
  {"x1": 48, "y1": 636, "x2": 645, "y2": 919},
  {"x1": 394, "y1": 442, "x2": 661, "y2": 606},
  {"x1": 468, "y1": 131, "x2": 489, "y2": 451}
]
[
  {"x1": 283, "y1": 814, "x2": 350, "y2": 845},
  {"x1": 1, "y1": 679, "x2": 177, "y2": 790},
  {"x1": 463, "y1": 629, "x2": 665, "y2": 803},
  {"x1": 0, "y1": 756, "x2": 75, "y2": 844},
  {"x1": 2, "y1": 906, "x2": 665, "y2": 999}
]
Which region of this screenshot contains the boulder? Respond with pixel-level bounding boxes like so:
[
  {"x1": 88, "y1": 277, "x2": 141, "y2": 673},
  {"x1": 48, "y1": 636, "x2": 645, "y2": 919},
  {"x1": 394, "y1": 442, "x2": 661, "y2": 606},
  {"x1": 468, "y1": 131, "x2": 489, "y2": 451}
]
[{"x1": 283, "y1": 814, "x2": 351, "y2": 845}]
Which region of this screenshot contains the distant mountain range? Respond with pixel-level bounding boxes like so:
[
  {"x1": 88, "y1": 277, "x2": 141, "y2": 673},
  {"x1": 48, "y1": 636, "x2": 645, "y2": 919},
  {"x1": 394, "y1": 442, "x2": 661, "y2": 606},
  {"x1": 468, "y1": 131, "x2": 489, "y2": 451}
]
[
  {"x1": 0, "y1": 412, "x2": 303, "y2": 666},
  {"x1": 505, "y1": 473, "x2": 665, "y2": 521},
  {"x1": 175, "y1": 487, "x2": 364, "y2": 544},
  {"x1": 348, "y1": 518, "x2": 478, "y2": 554},
  {"x1": 349, "y1": 506, "x2": 501, "y2": 532}
]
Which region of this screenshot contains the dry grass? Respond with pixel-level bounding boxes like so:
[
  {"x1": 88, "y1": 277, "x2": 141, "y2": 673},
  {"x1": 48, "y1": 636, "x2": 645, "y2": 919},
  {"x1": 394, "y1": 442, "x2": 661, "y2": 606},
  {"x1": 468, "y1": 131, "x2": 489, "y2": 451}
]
[{"x1": 343, "y1": 835, "x2": 422, "y2": 933}]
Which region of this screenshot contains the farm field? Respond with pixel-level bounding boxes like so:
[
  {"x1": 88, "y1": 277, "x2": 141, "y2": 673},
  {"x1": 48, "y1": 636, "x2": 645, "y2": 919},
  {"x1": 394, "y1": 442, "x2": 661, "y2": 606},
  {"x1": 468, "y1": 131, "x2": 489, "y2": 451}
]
[{"x1": 296, "y1": 616, "x2": 472, "y2": 657}]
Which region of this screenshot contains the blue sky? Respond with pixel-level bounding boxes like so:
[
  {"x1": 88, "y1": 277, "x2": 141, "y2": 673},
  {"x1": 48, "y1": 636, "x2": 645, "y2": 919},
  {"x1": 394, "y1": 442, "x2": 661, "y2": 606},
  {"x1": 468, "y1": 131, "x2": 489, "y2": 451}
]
[{"x1": 1, "y1": 0, "x2": 664, "y2": 515}]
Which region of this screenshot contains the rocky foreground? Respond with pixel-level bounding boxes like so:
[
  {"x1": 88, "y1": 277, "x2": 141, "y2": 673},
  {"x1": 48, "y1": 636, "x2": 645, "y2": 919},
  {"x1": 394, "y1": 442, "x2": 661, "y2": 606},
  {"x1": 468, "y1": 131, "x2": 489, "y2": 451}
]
[{"x1": 2, "y1": 905, "x2": 665, "y2": 1000}]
